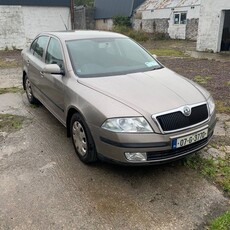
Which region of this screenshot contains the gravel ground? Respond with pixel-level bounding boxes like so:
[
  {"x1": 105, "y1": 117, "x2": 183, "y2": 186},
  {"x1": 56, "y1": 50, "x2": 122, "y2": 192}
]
[{"x1": 158, "y1": 57, "x2": 230, "y2": 111}]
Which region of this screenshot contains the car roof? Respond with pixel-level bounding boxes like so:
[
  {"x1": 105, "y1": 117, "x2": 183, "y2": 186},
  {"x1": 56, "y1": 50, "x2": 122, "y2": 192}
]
[{"x1": 40, "y1": 30, "x2": 127, "y2": 41}]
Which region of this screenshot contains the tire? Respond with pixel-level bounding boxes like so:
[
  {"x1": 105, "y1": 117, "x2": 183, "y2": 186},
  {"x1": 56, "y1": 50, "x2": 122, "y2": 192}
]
[
  {"x1": 70, "y1": 113, "x2": 97, "y2": 163},
  {"x1": 24, "y1": 75, "x2": 39, "y2": 104}
]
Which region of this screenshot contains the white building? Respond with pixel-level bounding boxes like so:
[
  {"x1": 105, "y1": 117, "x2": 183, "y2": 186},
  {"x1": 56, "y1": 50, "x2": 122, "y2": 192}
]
[
  {"x1": 197, "y1": 0, "x2": 230, "y2": 52},
  {"x1": 133, "y1": 0, "x2": 201, "y2": 40},
  {"x1": 0, "y1": 0, "x2": 72, "y2": 50}
]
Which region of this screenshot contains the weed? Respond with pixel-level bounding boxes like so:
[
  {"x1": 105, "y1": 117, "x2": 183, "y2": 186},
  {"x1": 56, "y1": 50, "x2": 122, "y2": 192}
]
[
  {"x1": 215, "y1": 101, "x2": 230, "y2": 114},
  {"x1": 0, "y1": 113, "x2": 24, "y2": 133},
  {"x1": 0, "y1": 87, "x2": 24, "y2": 95},
  {"x1": 4, "y1": 46, "x2": 9, "y2": 51},
  {"x1": 193, "y1": 75, "x2": 212, "y2": 84},
  {"x1": 208, "y1": 211, "x2": 230, "y2": 230},
  {"x1": 113, "y1": 26, "x2": 149, "y2": 42},
  {"x1": 0, "y1": 59, "x2": 20, "y2": 68},
  {"x1": 184, "y1": 153, "x2": 230, "y2": 196}
]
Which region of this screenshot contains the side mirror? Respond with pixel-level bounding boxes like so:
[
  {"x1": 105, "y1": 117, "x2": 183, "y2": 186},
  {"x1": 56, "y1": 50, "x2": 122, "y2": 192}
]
[
  {"x1": 152, "y1": 54, "x2": 158, "y2": 59},
  {"x1": 43, "y1": 64, "x2": 65, "y2": 75}
]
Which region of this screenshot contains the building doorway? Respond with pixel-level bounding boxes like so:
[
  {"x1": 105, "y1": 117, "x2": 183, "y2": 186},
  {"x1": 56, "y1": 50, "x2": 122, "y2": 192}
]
[{"x1": 221, "y1": 10, "x2": 230, "y2": 51}]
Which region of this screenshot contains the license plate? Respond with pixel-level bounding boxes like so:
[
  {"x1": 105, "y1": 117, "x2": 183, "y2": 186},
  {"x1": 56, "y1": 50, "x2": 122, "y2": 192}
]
[{"x1": 172, "y1": 129, "x2": 208, "y2": 149}]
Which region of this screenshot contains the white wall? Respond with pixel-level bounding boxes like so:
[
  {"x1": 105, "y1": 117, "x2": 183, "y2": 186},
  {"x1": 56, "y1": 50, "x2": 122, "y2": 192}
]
[
  {"x1": 168, "y1": 6, "x2": 200, "y2": 39},
  {"x1": 137, "y1": 5, "x2": 200, "y2": 39},
  {"x1": 197, "y1": 0, "x2": 230, "y2": 52},
  {"x1": 0, "y1": 5, "x2": 70, "y2": 50}
]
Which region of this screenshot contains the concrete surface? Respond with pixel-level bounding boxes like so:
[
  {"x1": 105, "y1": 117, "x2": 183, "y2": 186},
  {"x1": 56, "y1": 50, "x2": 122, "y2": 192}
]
[{"x1": 0, "y1": 68, "x2": 229, "y2": 229}]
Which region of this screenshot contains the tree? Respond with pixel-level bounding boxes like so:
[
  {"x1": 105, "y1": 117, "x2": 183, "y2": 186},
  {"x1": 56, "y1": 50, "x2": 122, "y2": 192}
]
[{"x1": 74, "y1": 0, "x2": 94, "y2": 6}]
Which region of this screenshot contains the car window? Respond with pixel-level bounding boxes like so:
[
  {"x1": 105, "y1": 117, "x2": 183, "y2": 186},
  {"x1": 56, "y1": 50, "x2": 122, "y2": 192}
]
[
  {"x1": 33, "y1": 36, "x2": 49, "y2": 60},
  {"x1": 45, "y1": 37, "x2": 64, "y2": 69},
  {"x1": 30, "y1": 38, "x2": 38, "y2": 54},
  {"x1": 66, "y1": 38, "x2": 162, "y2": 77}
]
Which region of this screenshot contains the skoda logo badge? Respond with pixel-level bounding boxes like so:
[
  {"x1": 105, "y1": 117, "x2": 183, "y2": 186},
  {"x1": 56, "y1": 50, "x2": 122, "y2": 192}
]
[{"x1": 183, "y1": 106, "x2": 191, "y2": 116}]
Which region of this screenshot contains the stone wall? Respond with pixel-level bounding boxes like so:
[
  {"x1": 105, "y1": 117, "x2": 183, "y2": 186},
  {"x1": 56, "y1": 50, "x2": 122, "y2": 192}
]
[
  {"x1": 186, "y1": 18, "x2": 199, "y2": 40},
  {"x1": 133, "y1": 18, "x2": 169, "y2": 34}
]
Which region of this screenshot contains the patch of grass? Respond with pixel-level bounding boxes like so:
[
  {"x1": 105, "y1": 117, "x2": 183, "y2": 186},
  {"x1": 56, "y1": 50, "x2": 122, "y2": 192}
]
[
  {"x1": 184, "y1": 154, "x2": 230, "y2": 196},
  {"x1": 226, "y1": 81, "x2": 230, "y2": 86},
  {"x1": 149, "y1": 49, "x2": 186, "y2": 57},
  {"x1": 0, "y1": 59, "x2": 19, "y2": 68},
  {"x1": 0, "y1": 87, "x2": 24, "y2": 95},
  {"x1": 0, "y1": 113, "x2": 24, "y2": 133},
  {"x1": 209, "y1": 211, "x2": 230, "y2": 230},
  {"x1": 215, "y1": 100, "x2": 230, "y2": 114},
  {"x1": 193, "y1": 75, "x2": 212, "y2": 84}
]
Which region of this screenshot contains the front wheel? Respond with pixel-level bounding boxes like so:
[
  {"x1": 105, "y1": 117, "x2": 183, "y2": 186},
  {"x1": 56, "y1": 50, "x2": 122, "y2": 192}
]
[
  {"x1": 24, "y1": 75, "x2": 39, "y2": 104},
  {"x1": 70, "y1": 113, "x2": 97, "y2": 163}
]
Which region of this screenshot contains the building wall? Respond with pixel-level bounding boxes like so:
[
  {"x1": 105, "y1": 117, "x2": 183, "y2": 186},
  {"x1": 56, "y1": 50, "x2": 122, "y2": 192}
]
[
  {"x1": 133, "y1": 4, "x2": 200, "y2": 40},
  {"x1": 0, "y1": 5, "x2": 70, "y2": 50},
  {"x1": 95, "y1": 19, "x2": 113, "y2": 30},
  {"x1": 197, "y1": 0, "x2": 230, "y2": 52}
]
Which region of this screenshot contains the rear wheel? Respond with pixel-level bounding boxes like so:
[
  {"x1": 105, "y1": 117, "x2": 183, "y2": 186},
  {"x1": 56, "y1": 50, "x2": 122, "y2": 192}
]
[
  {"x1": 24, "y1": 75, "x2": 39, "y2": 104},
  {"x1": 70, "y1": 113, "x2": 97, "y2": 163}
]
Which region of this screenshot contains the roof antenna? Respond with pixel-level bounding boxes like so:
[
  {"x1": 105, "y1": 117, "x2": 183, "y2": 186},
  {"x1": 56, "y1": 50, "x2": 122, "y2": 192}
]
[{"x1": 60, "y1": 14, "x2": 68, "y2": 30}]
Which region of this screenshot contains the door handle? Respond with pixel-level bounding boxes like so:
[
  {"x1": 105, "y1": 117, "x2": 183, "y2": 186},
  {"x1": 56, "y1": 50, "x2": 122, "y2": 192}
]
[{"x1": 40, "y1": 71, "x2": 44, "y2": 77}]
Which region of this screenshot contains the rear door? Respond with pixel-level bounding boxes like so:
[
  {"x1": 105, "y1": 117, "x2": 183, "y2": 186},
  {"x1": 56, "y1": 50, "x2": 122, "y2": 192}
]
[{"x1": 27, "y1": 36, "x2": 49, "y2": 99}]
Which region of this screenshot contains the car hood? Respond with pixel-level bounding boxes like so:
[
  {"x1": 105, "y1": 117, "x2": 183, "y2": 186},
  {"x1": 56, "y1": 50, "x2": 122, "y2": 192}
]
[{"x1": 78, "y1": 68, "x2": 207, "y2": 115}]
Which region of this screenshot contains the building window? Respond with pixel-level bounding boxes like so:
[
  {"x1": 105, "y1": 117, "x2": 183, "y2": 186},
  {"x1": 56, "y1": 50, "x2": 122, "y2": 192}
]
[{"x1": 174, "y1": 12, "x2": 187, "y2": 24}]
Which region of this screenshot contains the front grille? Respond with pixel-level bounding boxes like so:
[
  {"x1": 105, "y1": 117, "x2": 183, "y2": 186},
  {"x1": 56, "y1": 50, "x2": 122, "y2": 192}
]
[
  {"x1": 156, "y1": 104, "x2": 208, "y2": 132},
  {"x1": 147, "y1": 133, "x2": 212, "y2": 161}
]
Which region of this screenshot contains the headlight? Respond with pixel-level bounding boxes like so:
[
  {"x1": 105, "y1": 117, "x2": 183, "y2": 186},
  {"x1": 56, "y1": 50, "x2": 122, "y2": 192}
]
[
  {"x1": 207, "y1": 96, "x2": 215, "y2": 115},
  {"x1": 101, "y1": 117, "x2": 153, "y2": 133}
]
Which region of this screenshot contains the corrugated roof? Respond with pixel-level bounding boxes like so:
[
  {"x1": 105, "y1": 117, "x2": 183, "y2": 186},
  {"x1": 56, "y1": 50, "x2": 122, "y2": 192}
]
[
  {"x1": 137, "y1": 0, "x2": 200, "y2": 11},
  {"x1": 95, "y1": 0, "x2": 145, "y2": 19},
  {"x1": 0, "y1": 0, "x2": 70, "y2": 7}
]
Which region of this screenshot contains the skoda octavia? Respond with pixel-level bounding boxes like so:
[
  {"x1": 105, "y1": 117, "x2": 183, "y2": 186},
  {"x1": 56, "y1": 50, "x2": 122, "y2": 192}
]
[{"x1": 22, "y1": 31, "x2": 216, "y2": 165}]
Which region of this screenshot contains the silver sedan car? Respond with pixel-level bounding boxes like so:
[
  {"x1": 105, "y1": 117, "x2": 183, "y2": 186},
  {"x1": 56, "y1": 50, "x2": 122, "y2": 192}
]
[{"x1": 22, "y1": 31, "x2": 216, "y2": 165}]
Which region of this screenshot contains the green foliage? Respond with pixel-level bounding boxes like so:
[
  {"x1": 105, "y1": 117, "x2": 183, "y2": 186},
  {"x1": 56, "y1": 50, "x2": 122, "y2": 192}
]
[
  {"x1": 184, "y1": 154, "x2": 230, "y2": 196},
  {"x1": 113, "y1": 26, "x2": 149, "y2": 42},
  {"x1": 74, "y1": 0, "x2": 94, "y2": 6},
  {"x1": 113, "y1": 16, "x2": 131, "y2": 27},
  {"x1": 209, "y1": 211, "x2": 230, "y2": 230}
]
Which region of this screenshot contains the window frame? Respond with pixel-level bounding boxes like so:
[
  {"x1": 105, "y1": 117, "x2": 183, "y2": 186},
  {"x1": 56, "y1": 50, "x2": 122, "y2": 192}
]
[
  {"x1": 173, "y1": 12, "x2": 187, "y2": 25},
  {"x1": 30, "y1": 35, "x2": 50, "y2": 61}
]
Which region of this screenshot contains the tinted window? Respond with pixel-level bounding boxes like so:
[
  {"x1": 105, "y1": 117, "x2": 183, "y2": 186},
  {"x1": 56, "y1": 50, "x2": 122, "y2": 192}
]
[
  {"x1": 34, "y1": 36, "x2": 49, "y2": 60},
  {"x1": 66, "y1": 38, "x2": 162, "y2": 77},
  {"x1": 45, "y1": 37, "x2": 64, "y2": 68}
]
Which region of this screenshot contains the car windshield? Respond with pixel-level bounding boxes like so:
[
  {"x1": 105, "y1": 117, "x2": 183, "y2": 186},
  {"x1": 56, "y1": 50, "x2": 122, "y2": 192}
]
[{"x1": 66, "y1": 38, "x2": 162, "y2": 77}]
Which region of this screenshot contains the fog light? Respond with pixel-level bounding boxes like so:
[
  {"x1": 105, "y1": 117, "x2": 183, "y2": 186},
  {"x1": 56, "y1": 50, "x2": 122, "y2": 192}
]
[{"x1": 124, "y1": 152, "x2": 147, "y2": 162}]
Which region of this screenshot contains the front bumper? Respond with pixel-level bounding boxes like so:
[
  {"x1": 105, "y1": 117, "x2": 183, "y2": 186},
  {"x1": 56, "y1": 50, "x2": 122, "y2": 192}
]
[{"x1": 89, "y1": 115, "x2": 216, "y2": 165}]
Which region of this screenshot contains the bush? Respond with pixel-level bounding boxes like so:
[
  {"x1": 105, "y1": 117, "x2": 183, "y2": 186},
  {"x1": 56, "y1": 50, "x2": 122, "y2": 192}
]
[
  {"x1": 113, "y1": 26, "x2": 149, "y2": 42},
  {"x1": 113, "y1": 16, "x2": 131, "y2": 27}
]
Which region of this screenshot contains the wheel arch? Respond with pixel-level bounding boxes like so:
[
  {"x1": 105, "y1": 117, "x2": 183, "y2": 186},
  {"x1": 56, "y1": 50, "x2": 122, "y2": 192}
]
[{"x1": 66, "y1": 106, "x2": 85, "y2": 137}]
